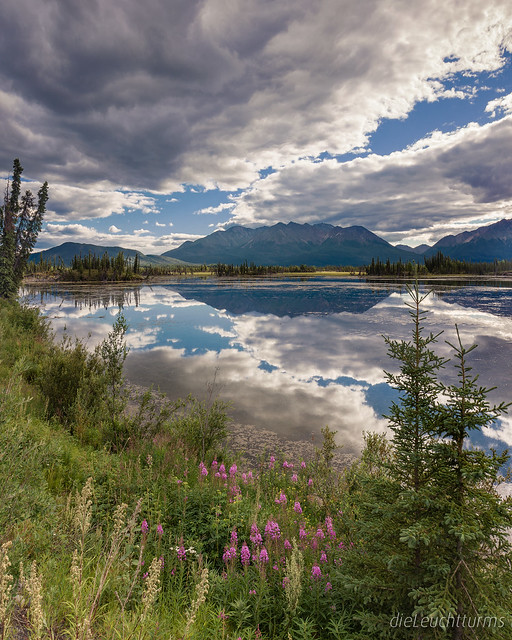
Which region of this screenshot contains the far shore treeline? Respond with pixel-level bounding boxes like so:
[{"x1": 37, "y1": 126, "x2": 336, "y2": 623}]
[{"x1": 25, "y1": 247, "x2": 512, "y2": 281}]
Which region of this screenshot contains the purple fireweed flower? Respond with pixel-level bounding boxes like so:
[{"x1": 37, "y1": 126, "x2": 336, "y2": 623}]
[
  {"x1": 177, "y1": 545, "x2": 186, "y2": 561},
  {"x1": 291, "y1": 473, "x2": 298, "y2": 482},
  {"x1": 222, "y1": 546, "x2": 237, "y2": 564},
  {"x1": 275, "y1": 492, "x2": 287, "y2": 505},
  {"x1": 219, "y1": 463, "x2": 226, "y2": 474},
  {"x1": 258, "y1": 547, "x2": 269, "y2": 564},
  {"x1": 229, "y1": 463, "x2": 237, "y2": 477},
  {"x1": 211, "y1": 460, "x2": 218, "y2": 469},
  {"x1": 250, "y1": 523, "x2": 263, "y2": 546},
  {"x1": 311, "y1": 564, "x2": 322, "y2": 580},
  {"x1": 141, "y1": 520, "x2": 149, "y2": 534},
  {"x1": 325, "y1": 516, "x2": 336, "y2": 539},
  {"x1": 325, "y1": 582, "x2": 332, "y2": 591},
  {"x1": 293, "y1": 501, "x2": 302, "y2": 514},
  {"x1": 308, "y1": 477, "x2": 313, "y2": 486},
  {"x1": 159, "y1": 555, "x2": 164, "y2": 569},
  {"x1": 199, "y1": 462, "x2": 208, "y2": 477},
  {"x1": 284, "y1": 539, "x2": 292, "y2": 550},
  {"x1": 240, "y1": 543, "x2": 251, "y2": 566},
  {"x1": 273, "y1": 564, "x2": 279, "y2": 571},
  {"x1": 299, "y1": 525, "x2": 307, "y2": 539},
  {"x1": 320, "y1": 552, "x2": 328, "y2": 563},
  {"x1": 215, "y1": 471, "x2": 221, "y2": 478},
  {"x1": 142, "y1": 571, "x2": 148, "y2": 579},
  {"x1": 316, "y1": 528, "x2": 325, "y2": 540},
  {"x1": 264, "y1": 519, "x2": 281, "y2": 541},
  {"x1": 300, "y1": 460, "x2": 306, "y2": 469},
  {"x1": 156, "y1": 523, "x2": 164, "y2": 537},
  {"x1": 269, "y1": 455, "x2": 275, "y2": 469},
  {"x1": 310, "y1": 538, "x2": 318, "y2": 551},
  {"x1": 242, "y1": 472, "x2": 247, "y2": 484},
  {"x1": 282, "y1": 577, "x2": 290, "y2": 589},
  {"x1": 249, "y1": 589, "x2": 256, "y2": 595},
  {"x1": 230, "y1": 529, "x2": 238, "y2": 546}
]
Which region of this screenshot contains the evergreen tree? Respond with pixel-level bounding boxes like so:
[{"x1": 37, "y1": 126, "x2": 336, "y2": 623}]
[
  {"x1": 0, "y1": 159, "x2": 48, "y2": 298},
  {"x1": 341, "y1": 285, "x2": 512, "y2": 639}
]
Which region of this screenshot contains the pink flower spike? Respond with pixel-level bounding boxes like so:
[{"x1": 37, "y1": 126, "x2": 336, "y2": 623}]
[
  {"x1": 259, "y1": 547, "x2": 269, "y2": 564},
  {"x1": 291, "y1": 473, "x2": 298, "y2": 482},
  {"x1": 141, "y1": 520, "x2": 149, "y2": 534},
  {"x1": 229, "y1": 463, "x2": 237, "y2": 477},
  {"x1": 320, "y1": 552, "x2": 328, "y2": 563},
  {"x1": 156, "y1": 523, "x2": 163, "y2": 537},
  {"x1": 293, "y1": 501, "x2": 302, "y2": 514},
  {"x1": 325, "y1": 582, "x2": 332, "y2": 591},
  {"x1": 311, "y1": 564, "x2": 322, "y2": 580},
  {"x1": 240, "y1": 543, "x2": 251, "y2": 566},
  {"x1": 284, "y1": 539, "x2": 292, "y2": 550}
]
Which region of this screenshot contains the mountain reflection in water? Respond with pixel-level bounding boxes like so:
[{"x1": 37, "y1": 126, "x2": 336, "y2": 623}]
[{"x1": 21, "y1": 277, "x2": 512, "y2": 455}]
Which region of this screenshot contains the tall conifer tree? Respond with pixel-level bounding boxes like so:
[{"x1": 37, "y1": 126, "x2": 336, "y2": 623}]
[{"x1": 0, "y1": 159, "x2": 48, "y2": 298}]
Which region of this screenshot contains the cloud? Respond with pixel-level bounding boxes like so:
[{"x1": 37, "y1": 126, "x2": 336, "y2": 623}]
[
  {"x1": 37, "y1": 224, "x2": 202, "y2": 254},
  {"x1": 109, "y1": 225, "x2": 121, "y2": 233},
  {"x1": 486, "y1": 91, "x2": 512, "y2": 117},
  {"x1": 1, "y1": 0, "x2": 511, "y2": 200},
  {"x1": 228, "y1": 116, "x2": 512, "y2": 244}
]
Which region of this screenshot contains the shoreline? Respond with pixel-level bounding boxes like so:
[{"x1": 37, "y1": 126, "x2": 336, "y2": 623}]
[{"x1": 125, "y1": 383, "x2": 357, "y2": 472}]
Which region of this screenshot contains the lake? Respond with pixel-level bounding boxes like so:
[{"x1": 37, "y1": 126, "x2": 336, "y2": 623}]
[{"x1": 21, "y1": 276, "x2": 512, "y2": 455}]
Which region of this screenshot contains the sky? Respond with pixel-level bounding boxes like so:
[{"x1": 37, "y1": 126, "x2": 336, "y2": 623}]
[{"x1": 2, "y1": 0, "x2": 512, "y2": 255}]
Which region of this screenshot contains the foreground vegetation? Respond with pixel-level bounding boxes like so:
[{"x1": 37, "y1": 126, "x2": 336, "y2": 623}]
[{"x1": 1, "y1": 285, "x2": 512, "y2": 639}]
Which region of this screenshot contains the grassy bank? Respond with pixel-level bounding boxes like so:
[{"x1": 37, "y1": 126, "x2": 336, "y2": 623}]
[{"x1": 1, "y1": 298, "x2": 511, "y2": 639}]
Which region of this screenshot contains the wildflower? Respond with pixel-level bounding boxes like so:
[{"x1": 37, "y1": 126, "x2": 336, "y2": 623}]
[
  {"x1": 273, "y1": 564, "x2": 279, "y2": 571},
  {"x1": 230, "y1": 529, "x2": 238, "y2": 546},
  {"x1": 264, "y1": 519, "x2": 281, "y2": 541},
  {"x1": 159, "y1": 555, "x2": 164, "y2": 569},
  {"x1": 316, "y1": 528, "x2": 325, "y2": 540},
  {"x1": 311, "y1": 564, "x2": 322, "y2": 580},
  {"x1": 325, "y1": 516, "x2": 336, "y2": 539},
  {"x1": 229, "y1": 463, "x2": 237, "y2": 477},
  {"x1": 142, "y1": 571, "x2": 149, "y2": 579},
  {"x1": 222, "y1": 546, "x2": 237, "y2": 564},
  {"x1": 242, "y1": 472, "x2": 247, "y2": 483},
  {"x1": 215, "y1": 471, "x2": 221, "y2": 478},
  {"x1": 275, "y1": 492, "x2": 287, "y2": 505},
  {"x1": 249, "y1": 589, "x2": 256, "y2": 595},
  {"x1": 293, "y1": 501, "x2": 302, "y2": 514},
  {"x1": 156, "y1": 523, "x2": 163, "y2": 537},
  {"x1": 177, "y1": 545, "x2": 186, "y2": 561},
  {"x1": 325, "y1": 582, "x2": 332, "y2": 591},
  {"x1": 284, "y1": 539, "x2": 292, "y2": 550},
  {"x1": 269, "y1": 455, "x2": 275, "y2": 469},
  {"x1": 308, "y1": 477, "x2": 313, "y2": 486},
  {"x1": 219, "y1": 463, "x2": 226, "y2": 475},
  {"x1": 320, "y1": 552, "x2": 328, "y2": 563},
  {"x1": 250, "y1": 523, "x2": 262, "y2": 546},
  {"x1": 291, "y1": 473, "x2": 298, "y2": 482},
  {"x1": 199, "y1": 462, "x2": 208, "y2": 477},
  {"x1": 282, "y1": 576, "x2": 290, "y2": 589},
  {"x1": 258, "y1": 547, "x2": 269, "y2": 564},
  {"x1": 300, "y1": 460, "x2": 306, "y2": 469},
  {"x1": 211, "y1": 460, "x2": 218, "y2": 469},
  {"x1": 218, "y1": 610, "x2": 229, "y2": 620},
  {"x1": 240, "y1": 543, "x2": 251, "y2": 566},
  {"x1": 299, "y1": 525, "x2": 307, "y2": 539},
  {"x1": 141, "y1": 519, "x2": 149, "y2": 534},
  {"x1": 310, "y1": 538, "x2": 318, "y2": 550}
]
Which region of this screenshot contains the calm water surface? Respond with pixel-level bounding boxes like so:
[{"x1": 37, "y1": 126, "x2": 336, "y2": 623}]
[{"x1": 21, "y1": 277, "x2": 512, "y2": 454}]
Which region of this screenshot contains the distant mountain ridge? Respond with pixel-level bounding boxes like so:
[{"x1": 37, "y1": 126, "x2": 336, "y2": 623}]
[
  {"x1": 163, "y1": 221, "x2": 418, "y2": 266},
  {"x1": 29, "y1": 242, "x2": 191, "y2": 267},
  {"x1": 425, "y1": 218, "x2": 512, "y2": 261},
  {"x1": 31, "y1": 218, "x2": 512, "y2": 268}
]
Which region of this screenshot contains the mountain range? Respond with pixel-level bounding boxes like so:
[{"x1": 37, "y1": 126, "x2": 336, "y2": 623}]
[{"x1": 31, "y1": 218, "x2": 512, "y2": 267}]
